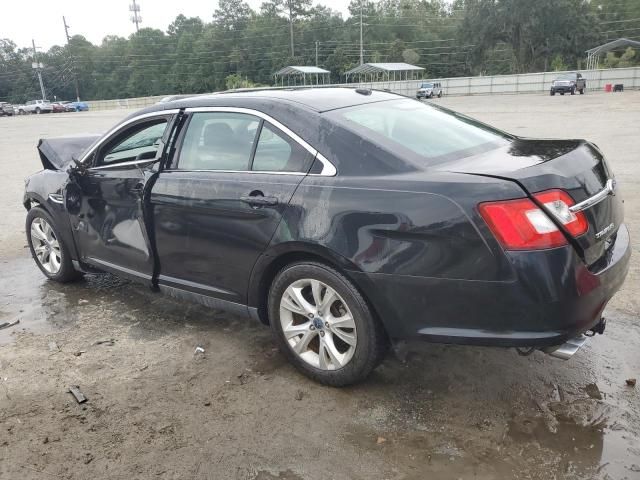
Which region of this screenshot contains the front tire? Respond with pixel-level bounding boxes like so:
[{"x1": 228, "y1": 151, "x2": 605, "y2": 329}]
[
  {"x1": 26, "y1": 207, "x2": 82, "y2": 283},
  {"x1": 35, "y1": 107, "x2": 41, "y2": 114},
  {"x1": 268, "y1": 262, "x2": 388, "y2": 386}
]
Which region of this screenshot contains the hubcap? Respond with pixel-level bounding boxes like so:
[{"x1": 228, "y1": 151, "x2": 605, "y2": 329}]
[
  {"x1": 279, "y1": 278, "x2": 357, "y2": 371},
  {"x1": 30, "y1": 218, "x2": 61, "y2": 274}
]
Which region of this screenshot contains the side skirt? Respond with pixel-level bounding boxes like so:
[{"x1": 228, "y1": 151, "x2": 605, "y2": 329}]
[{"x1": 158, "y1": 284, "x2": 253, "y2": 320}]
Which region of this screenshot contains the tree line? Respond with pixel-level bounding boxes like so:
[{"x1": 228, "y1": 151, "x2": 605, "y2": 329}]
[{"x1": 1, "y1": 0, "x2": 639, "y2": 102}]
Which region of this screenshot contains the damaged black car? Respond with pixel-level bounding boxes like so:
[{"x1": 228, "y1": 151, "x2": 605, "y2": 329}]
[{"x1": 24, "y1": 88, "x2": 630, "y2": 386}]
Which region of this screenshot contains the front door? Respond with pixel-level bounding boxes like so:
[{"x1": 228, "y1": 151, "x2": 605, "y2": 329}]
[
  {"x1": 65, "y1": 115, "x2": 173, "y2": 282},
  {"x1": 151, "y1": 110, "x2": 315, "y2": 304}
]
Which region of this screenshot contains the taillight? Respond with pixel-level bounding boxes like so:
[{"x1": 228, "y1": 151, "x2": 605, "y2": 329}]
[{"x1": 479, "y1": 190, "x2": 588, "y2": 250}]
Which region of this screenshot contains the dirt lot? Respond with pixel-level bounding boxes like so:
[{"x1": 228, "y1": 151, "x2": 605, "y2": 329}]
[{"x1": 1, "y1": 93, "x2": 639, "y2": 480}]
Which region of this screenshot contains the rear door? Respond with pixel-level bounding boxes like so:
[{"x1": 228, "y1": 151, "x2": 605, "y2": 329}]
[{"x1": 151, "y1": 108, "x2": 316, "y2": 304}]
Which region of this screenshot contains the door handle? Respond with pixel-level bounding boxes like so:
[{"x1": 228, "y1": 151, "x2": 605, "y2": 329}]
[{"x1": 240, "y1": 194, "x2": 279, "y2": 207}]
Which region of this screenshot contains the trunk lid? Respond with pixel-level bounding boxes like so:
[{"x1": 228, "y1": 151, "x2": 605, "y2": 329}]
[{"x1": 439, "y1": 138, "x2": 623, "y2": 266}]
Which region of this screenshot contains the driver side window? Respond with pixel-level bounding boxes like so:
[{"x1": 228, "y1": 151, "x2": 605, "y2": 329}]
[{"x1": 100, "y1": 119, "x2": 168, "y2": 165}]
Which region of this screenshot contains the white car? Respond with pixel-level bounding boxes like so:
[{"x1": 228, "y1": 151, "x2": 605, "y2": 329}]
[
  {"x1": 21, "y1": 99, "x2": 54, "y2": 114},
  {"x1": 416, "y1": 82, "x2": 443, "y2": 99}
]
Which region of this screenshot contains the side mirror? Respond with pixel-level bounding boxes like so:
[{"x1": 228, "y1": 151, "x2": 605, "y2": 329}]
[{"x1": 135, "y1": 150, "x2": 157, "y2": 161}]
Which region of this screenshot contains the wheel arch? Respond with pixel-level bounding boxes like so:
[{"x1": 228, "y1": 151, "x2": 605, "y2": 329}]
[{"x1": 247, "y1": 243, "x2": 387, "y2": 334}]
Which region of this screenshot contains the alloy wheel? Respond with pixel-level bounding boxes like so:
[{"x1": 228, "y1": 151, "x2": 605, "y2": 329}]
[
  {"x1": 30, "y1": 218, "x2": 62, "y2": 274},
  {"x1": 279, "y1": 278, "x2": 357, "y2": 370}
]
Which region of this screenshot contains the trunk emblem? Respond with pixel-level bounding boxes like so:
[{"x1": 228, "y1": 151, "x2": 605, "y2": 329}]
[{"x1": 595, "y1": 222, "x2": 615, "y2": 239}]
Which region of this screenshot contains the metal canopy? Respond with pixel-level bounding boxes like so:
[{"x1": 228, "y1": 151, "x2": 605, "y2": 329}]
[
  {"x1": 275, "y1": 66, "x2": 330, "y2": 75},
  {"x1": 274, "y1": 66, "x2": 331, "y2": 86},
  {"x1": 344, "y1": 63, "x2": 424, "y2": 82},
  {"x1": 585, "y1": 38, "x2": 640, "y2": 70}
]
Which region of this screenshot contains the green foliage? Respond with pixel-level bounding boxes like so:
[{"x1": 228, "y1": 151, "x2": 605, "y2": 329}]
[
  {"x1": 603, "y1": 47, "x2": 639, "y2": 68},
  {"x1": 551, "y1": 54, "x2": 567, "y2": 71},
  {"x1": 0, "y1": 0, "x2": 637, "y2": 102}
]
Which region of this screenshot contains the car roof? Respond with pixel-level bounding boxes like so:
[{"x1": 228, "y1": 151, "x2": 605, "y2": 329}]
[{"x1": 151, "y1": 87, "x2": 403, "y2": 114}]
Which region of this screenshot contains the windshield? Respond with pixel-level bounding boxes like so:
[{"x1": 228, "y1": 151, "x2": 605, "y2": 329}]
[
  {"x1": 328, "y1": 99, "x2": 512, "y2": 165},
  {"x1": 420, "y1": 83, "x2": 434, "y2": 88}
]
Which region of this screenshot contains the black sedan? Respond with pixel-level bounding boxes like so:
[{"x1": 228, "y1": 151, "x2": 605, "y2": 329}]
[{"x1": 23, "y1": 88, "x2": 630, "y2": 386}]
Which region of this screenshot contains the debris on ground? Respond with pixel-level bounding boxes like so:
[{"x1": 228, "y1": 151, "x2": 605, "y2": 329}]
[
  {"x1": 194, "y1": 346, "x2": 205, "y2": 354},
  {"x1": 48, "y1": 341, "x2": 60, "y2": 352},
  {"x1": 0, "y1": 319, "x2": 19, "y2": 330},
  {"x1": 68, "y1": 385, "x2": 87, "y2": 404},
  {"x1": 83, "y1": 453, "x2": 94, "y2": 464},
  {"x1": 584, "y1": 383, "x2": 602, "y2": 400},
  {"x1": 204, "y1": 401, "x2": 211, "y2": 406},
  {"x1": 294, "y1": 390, "x2": 304, "y2": 401},
  {"x1": 376, "y1": 436, "x2": 387, "y2": 445},
  {"x1": 626, "y1": 378, "x2": 637, "y2": 387},
  {"x1": 94, "y1": 339, "x2": 115, "y2": 346},
  {"x1": 73, "y1": 351, "x2": 86, "y2": 357}
]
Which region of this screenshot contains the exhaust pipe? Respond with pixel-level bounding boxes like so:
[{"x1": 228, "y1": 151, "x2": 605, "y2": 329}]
[{"x1": 544, "y1": 335, "x2": 589, "y2": 360}]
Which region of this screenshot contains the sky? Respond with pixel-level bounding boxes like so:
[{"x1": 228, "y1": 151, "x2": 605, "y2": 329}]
[{"x1": 3, "y1": 0, "x2": 353, "y2": 51}]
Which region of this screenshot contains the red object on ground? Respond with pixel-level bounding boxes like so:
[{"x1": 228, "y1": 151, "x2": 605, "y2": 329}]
[{"x1": 604, "y1": 84, "x2": 612, "y2": 92}]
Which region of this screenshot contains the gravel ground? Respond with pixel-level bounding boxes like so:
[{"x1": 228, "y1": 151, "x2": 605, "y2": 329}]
[{"x1": 0, "y1": 93, "x2": 639, "y2": 480}]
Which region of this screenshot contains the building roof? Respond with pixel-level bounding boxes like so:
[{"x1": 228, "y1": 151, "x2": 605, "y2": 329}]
[
  {"x1": 275, "y1": 66, "x2": 331, "y2": 75},
  {"x1": 586, "y1": 37, "x2": 640, "y2": 55},
  {"x1": 345, "y1": 62, "x2": 425, "y2": 75}
]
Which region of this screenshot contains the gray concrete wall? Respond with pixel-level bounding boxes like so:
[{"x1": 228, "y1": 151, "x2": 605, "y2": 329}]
[{"x1": 85, "y1": 67, "x2": 640, "y2": 111}]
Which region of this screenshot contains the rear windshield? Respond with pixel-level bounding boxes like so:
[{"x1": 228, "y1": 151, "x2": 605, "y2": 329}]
[{"x1": 327, "y1": 99, "x2": 511, "y2": 165}]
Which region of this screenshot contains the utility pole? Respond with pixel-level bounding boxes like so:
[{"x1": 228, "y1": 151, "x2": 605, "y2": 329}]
[
  {"x1": 359, "y1": 0, "x2": 364, "y2": 65},
  {"x1": 32, "y1": 39, "x2": 46, "y2": 100},
  {"x1": 130, "y1": 0, "x2": 142, "y2": 32},
  {"x1": 288, "y1": 0, "x2": 294, "y2": 57},
  {"x1": 315, "y1": 41, "x2": 319, "y2": 66},
  {"x1": 63, "y1": 16, "x2": 81, "y2": 101}
]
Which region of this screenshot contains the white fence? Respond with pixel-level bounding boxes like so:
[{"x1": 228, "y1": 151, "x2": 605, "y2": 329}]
[
  {"x1": 354, "y1": 66, "x2": 640, "y2": 97},
  {"x1": 85, "y1": 67, "x2": 640, "y2": 111}
]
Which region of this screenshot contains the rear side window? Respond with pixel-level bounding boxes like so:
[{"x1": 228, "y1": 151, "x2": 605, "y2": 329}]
[
  {"x1": 252, "y1": 123, "x2": 310, "y2": 172},
  {"x1": 177, "y1": 111, "x2": 312, "y2": 173},
  {"x1": 178, "y1": 112, "x2": 259, "y2": 171},
  {"x1": 329, "y1": 99, "x2": 511, "y2": 164}
]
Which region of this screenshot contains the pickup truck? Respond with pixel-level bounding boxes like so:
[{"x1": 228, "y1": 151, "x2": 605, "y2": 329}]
[
  {"x1": 550, "y1": 73, "x2": 586, "y2": 95},
  {"x1": 20, "y1": 99, "x2": 54, "y2": 114}
]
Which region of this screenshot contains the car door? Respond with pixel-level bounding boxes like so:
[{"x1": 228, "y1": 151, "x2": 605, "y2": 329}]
[
  {"x1": 150, "y1": 108, "x2": 315, "y2": 307},
  {"x1": 65, "y1": 112, "x2": 177, "y2": 282}
]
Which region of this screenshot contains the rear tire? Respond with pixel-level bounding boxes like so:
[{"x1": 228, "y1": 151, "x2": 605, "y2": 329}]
[
  {"x1": 268, "y1": 262, "x2": 388, "y2": 386},
  {"x1": 26, "y1": 207, "x2": 82, "y2": 283},
  {"x1": 570, "y1": 88, "x2": 575, "y2": 95}
]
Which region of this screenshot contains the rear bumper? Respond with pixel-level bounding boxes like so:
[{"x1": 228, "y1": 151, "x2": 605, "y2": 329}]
[{"x1": 353, "y1": 224, "x2": 630, "y2": 347}]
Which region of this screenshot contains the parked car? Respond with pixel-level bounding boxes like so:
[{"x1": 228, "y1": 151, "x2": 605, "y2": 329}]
[
  {"x1": 550, "y1": 73, "x2": 586, "y2": 95},
  {"x1": 23, "y1": 88, "x2": 629, "y2": 386},
  {"x1": 22, "y1": 99, "x2": 54, "y2": 114},
  {"x1": 416, "y1": 81, "x2": 442, "y2": 99},
  {"x1": 50, "y1": 102, "x2": 67, "y2": 113},
  {"x1": 67, "y1": 101, "x2": 89, "y2": 112},
  {"x1": 60, "y1": 101, "x2": 77, "y2": 112},
  {"x1": 0, "y1": 102, "x2": 14, "y2": 116}
]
